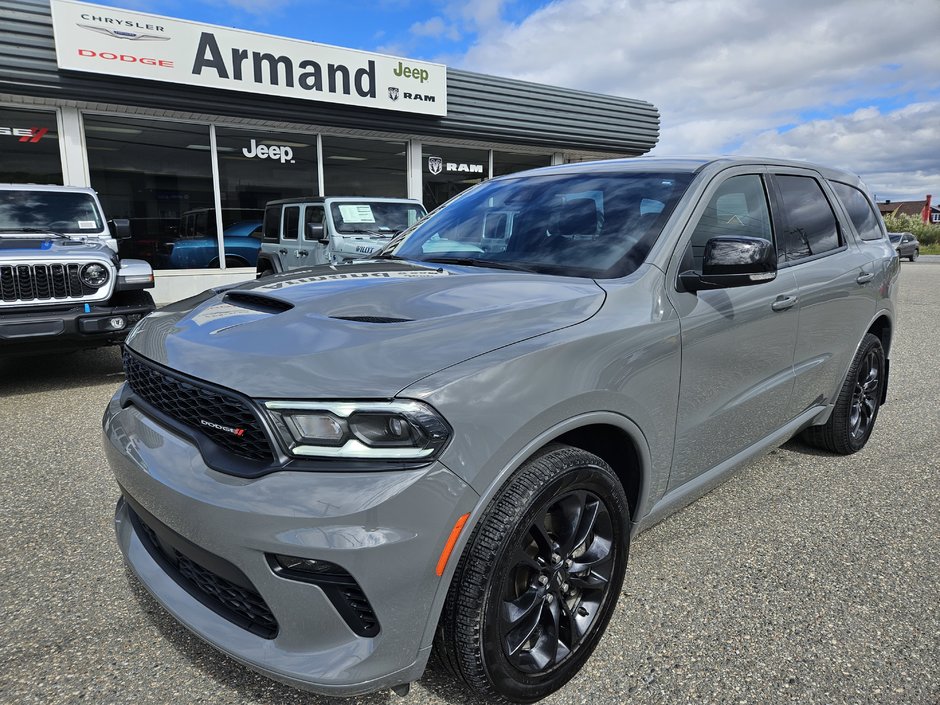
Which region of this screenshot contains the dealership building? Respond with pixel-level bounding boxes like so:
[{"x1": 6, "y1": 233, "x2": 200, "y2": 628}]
[{"x1": 1, "y1": 0, "x2": 659, "y2": 302}]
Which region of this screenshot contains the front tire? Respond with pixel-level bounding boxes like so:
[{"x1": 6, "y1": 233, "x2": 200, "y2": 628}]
[
  {"x1": 910, "y1": 249, "x2": 918, "y2": 262},
  {"x1": 802, "y1": 333, "x2": 884, "y2": 454},
  {"x1": 435, "y1": 445, "x2": 630, "y2": 703}
]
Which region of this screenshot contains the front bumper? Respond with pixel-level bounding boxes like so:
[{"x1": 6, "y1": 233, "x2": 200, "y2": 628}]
[
  {"x1": 103, "y1": 389, "x2": 478, "y2": 695},
  {"x1": 0, "y1": 300, "x2": 153, "y2": 351}
]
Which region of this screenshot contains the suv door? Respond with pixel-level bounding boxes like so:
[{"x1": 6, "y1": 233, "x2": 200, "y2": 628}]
[
  {"x1": 302, "y1": 204, "x2": 331, "y2": 266},
  {"x1": 666, "y1": 171, "x2": 799, "y2": 489},
  {"x1": 767, "y1": 172, "x2": 876, "y2": 420},
  {"x1": 279, "y1": 204, "x2": 302, "y2": 267}
]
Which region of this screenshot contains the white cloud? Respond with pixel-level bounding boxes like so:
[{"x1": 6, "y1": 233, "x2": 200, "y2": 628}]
[
  {"x1": 740, "y1": 102, "x2": 940, "y2": 200},
  {"x1": 455, "y1": 0, "x2": 940, "y2": 199},
  {"x1": 410, "y1": 16, "x2": 462, "y2": 41}
]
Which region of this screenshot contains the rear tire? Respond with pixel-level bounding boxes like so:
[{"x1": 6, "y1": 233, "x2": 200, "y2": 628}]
[
  {"x1": 434, "y1": 445, "x2": 630, "y2": 703},
  {"x1": 802, "y1": 333, "x2": 884, "y2": 454}
]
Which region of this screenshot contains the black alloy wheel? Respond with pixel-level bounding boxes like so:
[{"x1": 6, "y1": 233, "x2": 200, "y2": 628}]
[
  {"x1": 803, "y1": 333, "x2": 885, "y2": 454},
  {"x1": 498, "y1": 488, "x2": 615, "y2": 674},
  {"x1": 435, "y1": 445, "x2": 630, "y2": 703},
  {"x1": 849, "y1": 346, "x2": 881, "y2": 443}
]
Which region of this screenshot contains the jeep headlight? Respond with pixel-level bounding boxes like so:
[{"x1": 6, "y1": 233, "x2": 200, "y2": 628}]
[
  {"x1": 80, "y1": 262, "x2": 110, "y2": 288},
  {"x1": 264, "y1": 400, "x2": 451, "y2": 460}
]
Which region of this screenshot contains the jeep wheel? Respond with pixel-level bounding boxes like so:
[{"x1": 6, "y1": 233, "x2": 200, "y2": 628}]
[
  {"x1": 802, "y1": 333, "x2": 884, "y2": 454},
  {"x1": 435, "y1": 445, "x2": 629, "y2": 703}
]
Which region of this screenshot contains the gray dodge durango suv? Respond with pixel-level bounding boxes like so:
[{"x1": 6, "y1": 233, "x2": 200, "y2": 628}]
[{"x1": 104, "y1": 157, "x2": 898, "y2": 703}]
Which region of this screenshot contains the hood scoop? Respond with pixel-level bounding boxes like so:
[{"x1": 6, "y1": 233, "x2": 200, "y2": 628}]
[
  {"x1": 330, "y1": 315, "x2": 413, "y2": 324},
  {"x1": 223, "y1": 291, "x2": 294, "y2": 314}
]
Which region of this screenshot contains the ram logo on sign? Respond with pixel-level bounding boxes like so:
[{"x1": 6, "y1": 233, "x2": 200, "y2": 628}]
[{"x1": 50, "y1": 0, "x2": 447, "y2": 116}]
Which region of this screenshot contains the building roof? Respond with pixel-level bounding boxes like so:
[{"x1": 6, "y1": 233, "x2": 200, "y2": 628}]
[
  {"x1": 876, "y1": 200, "x2": 938, "y2": 217},
  {"x1": 0, "y1": 0, "x2": 660, "y2": 157}
]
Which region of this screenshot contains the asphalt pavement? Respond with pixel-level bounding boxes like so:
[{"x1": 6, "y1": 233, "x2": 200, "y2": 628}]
[{"x1": 1, "y1": 260, "x2": 938, "y2": 705}]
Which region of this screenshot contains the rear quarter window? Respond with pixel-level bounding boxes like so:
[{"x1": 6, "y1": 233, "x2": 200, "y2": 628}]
[
  {"x1": 830, "y1": 181, "x2": 886, "y2": 241},
  {"x1": 774, "y1": 175, "x2": 841, "y2": 261},
  {"x1": 263, "y1": 206, "x2": 281, "y2": 241}
]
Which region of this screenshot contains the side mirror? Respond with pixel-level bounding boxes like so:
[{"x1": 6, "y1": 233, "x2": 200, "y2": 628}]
[
  {"x1": 305, "y1": 222, "x2": 327, "y2": 244},
  {"x1": 108, "y1": 218, "x2": 131, "y2": 240},
  {"x1": 679, "y1": 236, "x2": 776, "y2": 292}
]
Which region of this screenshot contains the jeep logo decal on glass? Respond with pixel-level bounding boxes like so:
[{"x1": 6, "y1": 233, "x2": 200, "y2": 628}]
[
  {"x1": 428, "y1": 156, "x2": 443, "y2": 175},
  {"x1": 242, "y1": 138, "x2": 295, "y2": 164}
]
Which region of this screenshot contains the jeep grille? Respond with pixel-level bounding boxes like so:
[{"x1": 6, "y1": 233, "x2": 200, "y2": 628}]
[{"x1": 0, "y1": 262, "x2": 110, "y2": 305}]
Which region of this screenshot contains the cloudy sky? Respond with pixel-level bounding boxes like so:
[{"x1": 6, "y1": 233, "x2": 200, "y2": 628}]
[{"x1": 95, "y1": 0, "x2": 940, "y2": 201}]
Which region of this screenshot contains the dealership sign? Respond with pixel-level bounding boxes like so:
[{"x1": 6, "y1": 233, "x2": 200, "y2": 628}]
[{"x1": 50, "y1": 0, "x2": 447, "y2": 116}]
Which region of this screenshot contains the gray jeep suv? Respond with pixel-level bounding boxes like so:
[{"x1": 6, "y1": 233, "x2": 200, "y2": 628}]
[{"x1": 104, "y1": 157, "x2": 898, "y2": 703}]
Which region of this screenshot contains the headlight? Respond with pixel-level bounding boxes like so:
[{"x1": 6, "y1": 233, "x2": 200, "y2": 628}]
[
  {"x1": 80, "y1": 262, "x2": 110, "y2": 288},
  {"x1": 264, "y1": 400, "x2": 451, "y2": 461}
]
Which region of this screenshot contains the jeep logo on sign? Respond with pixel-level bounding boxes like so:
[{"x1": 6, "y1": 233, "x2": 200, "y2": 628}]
[
  {"x1": 428, "y1": 156, "x2": 443, "y2": 175},
  {"x1": 242, "y1": 138, "x2": 295, "y2": 164}
]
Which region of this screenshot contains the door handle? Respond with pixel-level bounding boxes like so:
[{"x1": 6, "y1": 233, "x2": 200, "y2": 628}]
[
  {"x1": 278, "y1": 248, "x2": 287, "y2": 255},
  {"x1": 856, "y1": 271, "x2": 874, "y2": 284},
  {"x1": 771, "y1": 295, "x2": 798, "y2": 311}
]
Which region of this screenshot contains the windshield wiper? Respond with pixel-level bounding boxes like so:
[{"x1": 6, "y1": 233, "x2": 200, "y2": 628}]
[
  {"x1": 0, "y1": 227, "x2": 61, "y2": 234},
  {"x1": 420, "y1": 256, "x2": 542, "y2": 273},
  {"x1": 345, "y1": 228, "x2": 396, "y2": 236}
]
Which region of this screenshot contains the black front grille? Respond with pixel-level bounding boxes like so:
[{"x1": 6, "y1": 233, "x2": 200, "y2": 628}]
[
  {"x1": 122, "y1": 348, "x2": 274, "y2": 463},
  {"x1": 129, "y1": 505, "x2": 278, "y2": 639},
  {"x1": 0, "y1": 263, "x2": 98, "y2": 302}
]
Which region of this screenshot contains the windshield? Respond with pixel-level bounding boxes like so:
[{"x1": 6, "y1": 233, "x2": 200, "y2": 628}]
[
  {"x1": 390, "y1": 171, "x2": 695, "y2": 278},
  {"x1": 330, "y1": 201, "x2": 426, "y2": 235},
  {"x1": 0, "y1": 191, "x2": 104, "y2": 234}
]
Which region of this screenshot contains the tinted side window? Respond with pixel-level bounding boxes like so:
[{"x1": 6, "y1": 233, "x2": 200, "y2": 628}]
[
  {"x1": 263, "y1": 205, "x2": 281, "y2": 241},
  {"x1": 775, "y1": 175, "x2": 841, "y2": 260},
  {"x1": 686, "y1": 174, "x2": 773, "y2": 272},
  {"x1": 282, "y1": 206, "x2": 300, "y2": 240},
  {"x1": 830, "y1": 181, "x2": 884, "y2": 241}
]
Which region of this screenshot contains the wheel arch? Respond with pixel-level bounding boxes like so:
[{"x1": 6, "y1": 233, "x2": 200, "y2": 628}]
[
  {"x1": 551, "y1": 424, "x2": 645, "y2": 521},
  {"x1": 866, "y1": 313, "x2": 893, "y2": 404}
]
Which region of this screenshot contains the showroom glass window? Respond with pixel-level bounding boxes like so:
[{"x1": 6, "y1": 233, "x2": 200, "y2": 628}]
[
  {"x1": 0, "y1": 107, "x2": 62, "y2": 184},
  {"x1": 422, "y1": 145, "x2": 489, "y2": 210},
  {"x1": 492, "y1": 151, "x2": 552, "y2": 178},
  {"x1": 321, "y1": 136, "x2": 407, "y2": 197},
  {"x1": 774, "y1": 175, "x2": 842, "y2": 261},
  {"x1": 215, "y1": 127, "x2": 319, "y2": 268},
  {"x1": 84, "y1": 115, "x2": 214, "y2": 268}
]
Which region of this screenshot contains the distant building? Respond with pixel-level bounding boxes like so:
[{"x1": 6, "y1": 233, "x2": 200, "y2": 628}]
[{"x1": 877, "y1": 195, "x2": 940, "y2": 224}]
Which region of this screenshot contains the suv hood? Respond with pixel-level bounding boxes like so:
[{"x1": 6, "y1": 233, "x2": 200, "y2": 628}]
[
  {"x1": 0, "y1": 234, "x2": 114, "y2": 258},
  {"x1": 127, "y1": 261, "x2": 605, "y2": 398}
]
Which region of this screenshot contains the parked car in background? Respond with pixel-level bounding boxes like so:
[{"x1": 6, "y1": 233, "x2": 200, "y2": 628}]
[
  {"x1": 1, "y1": 184, "x2": 154, "y2": 353},
  {"x1": 161, "y1": 220, "x2": 263, "y2": 269},
  {"x1": 105, "y1": 157, "x2": 897, "y2": 702},
  {"x1": 256, "y1": 196, "x2": 426, "y2": 275},
  {"x1": 889, "y1": 231, "x2": 919, "y2": 260}
]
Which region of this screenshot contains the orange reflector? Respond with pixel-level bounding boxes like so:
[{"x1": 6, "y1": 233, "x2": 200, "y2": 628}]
[{"x1": 436, "y1": 512, "x2": 471, "y2": 576}]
